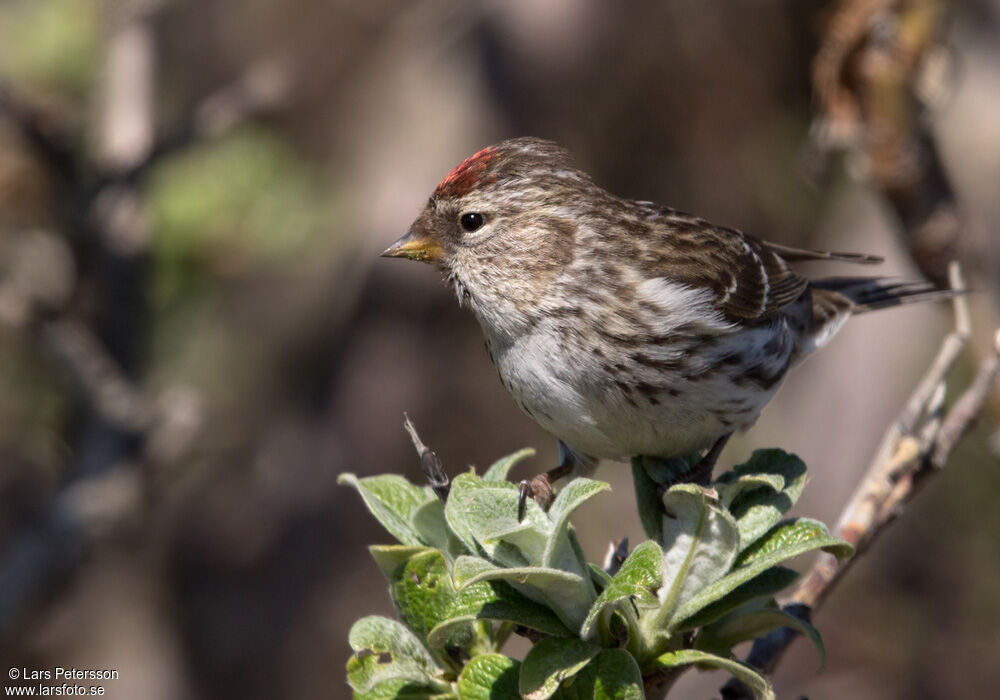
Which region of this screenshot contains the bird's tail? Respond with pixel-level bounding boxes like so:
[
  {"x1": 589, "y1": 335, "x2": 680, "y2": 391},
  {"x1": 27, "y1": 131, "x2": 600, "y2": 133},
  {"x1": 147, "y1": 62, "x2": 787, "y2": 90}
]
[
  {"x1": 797, "y1": 276, "x2": 959, "y2": 357},
  {"x1": 811, "y1": 276, "x2": 961, "y2": 313}
]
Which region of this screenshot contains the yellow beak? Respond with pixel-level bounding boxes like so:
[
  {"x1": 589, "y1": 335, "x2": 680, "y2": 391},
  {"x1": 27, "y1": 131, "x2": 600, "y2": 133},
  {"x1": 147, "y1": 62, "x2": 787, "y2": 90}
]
[{"x1": 380, "y1": 231, "x2": 444, "y2": 263}]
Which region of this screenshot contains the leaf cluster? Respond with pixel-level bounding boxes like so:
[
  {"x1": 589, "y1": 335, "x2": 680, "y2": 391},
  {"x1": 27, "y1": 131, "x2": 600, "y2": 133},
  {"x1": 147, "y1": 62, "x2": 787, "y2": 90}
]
[{"x1": 340, "y1": 449, "x2": 852, "y2": 699}]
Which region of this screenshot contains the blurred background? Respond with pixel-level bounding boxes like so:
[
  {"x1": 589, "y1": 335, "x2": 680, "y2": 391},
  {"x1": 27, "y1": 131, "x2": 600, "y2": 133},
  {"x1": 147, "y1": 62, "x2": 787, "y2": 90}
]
[{"x1": 1, "y1": 1, "x2": 998, "y2": 698}]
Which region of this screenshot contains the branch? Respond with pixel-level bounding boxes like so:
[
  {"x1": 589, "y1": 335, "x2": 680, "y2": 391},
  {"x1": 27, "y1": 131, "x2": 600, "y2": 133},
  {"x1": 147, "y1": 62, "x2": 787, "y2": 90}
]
[
  {"x1": 123, "y1": 55, "x2": 293, "y2": 182},
  {"x1": 721, "y1": 265, "x2": 1000, "y2": 697},
  {"x1": 808, "y1": 0, "x2": 960, "y2": 284},
  {"x1": 0, "y1": 83, "x2": 79, "y2": 181}
]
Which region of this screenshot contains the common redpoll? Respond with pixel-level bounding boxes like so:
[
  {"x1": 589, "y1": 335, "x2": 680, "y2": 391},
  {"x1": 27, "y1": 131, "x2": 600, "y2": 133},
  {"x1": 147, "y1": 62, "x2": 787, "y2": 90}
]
[{"x1": 382, "y1": 137, "x2": 951, "y2": 507}]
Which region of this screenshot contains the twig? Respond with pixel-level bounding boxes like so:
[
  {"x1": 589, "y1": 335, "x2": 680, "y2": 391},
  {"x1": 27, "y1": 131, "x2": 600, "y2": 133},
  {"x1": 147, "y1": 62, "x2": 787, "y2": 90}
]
[
  {"x1": 403, "y1": 414, "x2": 450, "y2": 501},
  {"x1": 720, "y1": 268, "x2": 1000, "y2": 698},
  {"x1": 124, "y1": 55, "x2": 293, "y2": 182},
  {"x1": 37, "y1": 318, "x2": 152, "y2": 434},
  {"x1": 0, "y1": 83, "x2": 79, "y2": 181}
]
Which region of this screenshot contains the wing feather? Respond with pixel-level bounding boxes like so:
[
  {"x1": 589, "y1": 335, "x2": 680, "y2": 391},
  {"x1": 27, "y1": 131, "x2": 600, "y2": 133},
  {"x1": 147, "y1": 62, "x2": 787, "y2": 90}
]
[{"x1": 643, "y1": 207, "x2": 881, "y2": 322}]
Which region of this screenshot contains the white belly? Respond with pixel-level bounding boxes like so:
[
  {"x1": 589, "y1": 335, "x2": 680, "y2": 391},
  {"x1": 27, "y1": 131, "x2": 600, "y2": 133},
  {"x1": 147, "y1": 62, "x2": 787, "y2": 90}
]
[{"x1": 488, "y1": 319, "x2": 791, "y2": 461}]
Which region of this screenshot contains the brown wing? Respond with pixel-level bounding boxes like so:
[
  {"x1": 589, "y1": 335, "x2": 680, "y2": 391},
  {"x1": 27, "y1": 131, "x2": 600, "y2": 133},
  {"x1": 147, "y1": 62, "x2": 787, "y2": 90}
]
[{"x1": 645, "y1": 207, "x2": 880, "y2": 322}]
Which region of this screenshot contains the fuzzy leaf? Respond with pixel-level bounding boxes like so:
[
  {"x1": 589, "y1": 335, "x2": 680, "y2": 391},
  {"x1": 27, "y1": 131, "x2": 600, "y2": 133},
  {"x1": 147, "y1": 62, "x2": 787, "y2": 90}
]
[
  {"x1": 452, "y1": 556, "x2": 592, "y2": 632},
  {"x1": 653, "y1": 649, "x2": 774, "y2": 700},
  {"x1": 340, "y1": 473, "x2": 435, "y2": 546},
  {"x1": 717, "y1": 473, "x2": 785, "y2": 504},
  {"x1": 651, "y1": 484, "x2": 740, "y2": 632},
  {"x1": 580, "y1": 540, "x2": 662, "y2": 639},
  {"x1": 427, "y1": 579, "x2": 571, "y2": 648},
  {"x1": 457, "y1": 654, "x2": 520, "y2": 700},
  {"x1": 698, "y1": 604, "x2": 826, "y2": 670},
  {"x1": 716, "y1": 450, "x2": 807, "y2": 548},
  {"x1": 674, "y1": 566, "x2": 799, "y2": 631},
  {"x1": 542, "y1": 478, "x2": 611, "y2": 569},
  {"x1": 519, "y1": 638, "x2": 601, "y2": 700},
  {"x1": 737, "y1": 518, "x2": 854, "y2": 566},
  {"x1": 444, "y1": 472, "x2": 548, "y2": 563},
  {"x1": 349, "y1": 616, "x2": 438, "y2": 669},
  {"x1": 346, "y1": 616, "x2": 445, "y2": 694},
  {"x1": 410, "y1": 499, "x2": 466, "y2": 560},
  {"x1": 369, "y1": 545, "x2": 434, "y2": 581},
  {"x1": 388, "y1": 550, "x2": 469, "y2": 650},
  {"x1": 351, "y1": 677, "x2": 452, "y2": 700},
  {"x1": 445, "y1": 473, "x2": 600, "y2": 630},
  {"x1": 630, "y1": 458, "x2": 663, "y2": 542},
  {"x1": 554, "y1": 649, "x2": 644, "y2": 700},
  {"x1": 674, "y1": 519, "x2": 851, "y2": 624},
  {"x1": 482, "y1": 448, "x2": 536, "y2": 482}
]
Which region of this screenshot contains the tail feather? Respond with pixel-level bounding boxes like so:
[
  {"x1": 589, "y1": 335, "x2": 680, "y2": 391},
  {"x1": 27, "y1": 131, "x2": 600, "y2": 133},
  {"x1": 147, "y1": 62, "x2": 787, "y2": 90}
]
[
  {"x1": 764, "y1": 242, "x2": 884, "y2": 265},
  {"x1": 811, "y1": 276, "x2": 960, "y2": 313},
  {"x1": 798, "y1": 276, "x2": 959, "y2": 357}
]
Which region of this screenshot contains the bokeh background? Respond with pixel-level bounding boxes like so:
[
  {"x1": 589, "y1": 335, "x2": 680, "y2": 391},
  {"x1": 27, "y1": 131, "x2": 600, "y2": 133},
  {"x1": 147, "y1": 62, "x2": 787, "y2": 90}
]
[{"x1": 1, "y1": 1, "x2": 999, "y2": 699}]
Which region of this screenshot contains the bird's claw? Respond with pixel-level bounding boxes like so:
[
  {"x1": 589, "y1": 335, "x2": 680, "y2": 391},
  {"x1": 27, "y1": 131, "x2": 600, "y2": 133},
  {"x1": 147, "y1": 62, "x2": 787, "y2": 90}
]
[
  {"x1": 517, "y1": 475, "x2": 555, "y2": 521},
  {"x1": 517, "y1": 480, "x2": 531, "y2": 521}
]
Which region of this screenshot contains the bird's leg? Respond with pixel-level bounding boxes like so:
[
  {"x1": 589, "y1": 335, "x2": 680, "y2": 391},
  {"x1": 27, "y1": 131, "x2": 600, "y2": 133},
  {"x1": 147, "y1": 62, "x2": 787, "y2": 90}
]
[
  {"x1": 685, "y1": 432, "x2": 732, "y2": 486},
  {"x1": 517, "y1": 444, "x2": 582, "y2": 520},
  {"x1": 517, "y1": 457, "x2": 573, "y2": 520}
]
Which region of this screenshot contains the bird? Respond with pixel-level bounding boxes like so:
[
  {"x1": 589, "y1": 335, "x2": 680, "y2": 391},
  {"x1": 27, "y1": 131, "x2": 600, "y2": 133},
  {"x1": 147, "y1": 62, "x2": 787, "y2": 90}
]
[{"x1": 381, "y1": 137, "x2": 954, "y2": 514}]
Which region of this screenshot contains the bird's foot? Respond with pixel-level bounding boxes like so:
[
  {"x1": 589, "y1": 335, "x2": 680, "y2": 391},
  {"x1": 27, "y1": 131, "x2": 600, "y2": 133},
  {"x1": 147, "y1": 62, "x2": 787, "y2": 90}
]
[
  {"x1": 516, "y1": 458, "x2": 575, "y2": 520},
  {"x1": 686, "y1": 432, "x2": 731, "y2": 486},
  {"x1": 517, "y1": 475, "x2": 554, "y2": 520},
  {"x1": 651, "y1": 432, "x2": 733, "y2": 497}
]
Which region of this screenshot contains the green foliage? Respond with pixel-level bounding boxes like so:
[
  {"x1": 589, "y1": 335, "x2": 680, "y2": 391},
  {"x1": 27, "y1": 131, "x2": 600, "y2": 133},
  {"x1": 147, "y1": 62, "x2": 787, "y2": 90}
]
[
  {"x1": 147, "y1": 126, "x2": 333, "y2": 304},
  {"x1": 341, "y1": 448, "x2": 853, "y2": 699},
  {"x1": 0, "y1": 0, "x2": 99, "y2": 95}
]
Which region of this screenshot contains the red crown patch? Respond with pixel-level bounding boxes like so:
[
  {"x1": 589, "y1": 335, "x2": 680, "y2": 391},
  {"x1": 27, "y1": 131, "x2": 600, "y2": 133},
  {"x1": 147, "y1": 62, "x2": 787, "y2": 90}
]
[{"x1": 433, "y1": 146, "x2": 499, "y2": 199}]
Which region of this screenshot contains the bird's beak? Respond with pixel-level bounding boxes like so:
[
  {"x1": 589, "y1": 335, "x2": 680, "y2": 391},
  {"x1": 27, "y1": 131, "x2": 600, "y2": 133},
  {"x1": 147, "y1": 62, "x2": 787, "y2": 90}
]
[{"x1": 380, "y1": 231, "x2": 444, "y2": 264}]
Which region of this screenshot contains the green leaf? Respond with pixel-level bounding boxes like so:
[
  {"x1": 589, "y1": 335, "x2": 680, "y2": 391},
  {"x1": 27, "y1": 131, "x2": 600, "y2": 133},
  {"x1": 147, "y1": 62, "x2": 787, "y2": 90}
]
[
  {"x1": 452, "y1": 556, "x2": 583, "y2": 589},
  {"x1": 519, "y1": 638, "x2": 601, "y2": 700},
  {"x1": 483, "y1": 448, "x2": 536, "y2": 482},
  {"x1": 411, "y1": 499, "x2": 466, "y2": 560},
  {"x1": 716, "y1": 450, "x2": 807, "y2": 549},
  {"x1": 444, "y1": 472, "x2": 548, "y2": 562},
  {"x1": 457, "y1": 654, "x2": 520, "y2": 700},
  {"x1": 647, "y1": 484, "x2": 739, "y2": 634},
  {"x1": 640, "y1": 454, "x2": 698, "y2": 484},
  {"x1": 444, "y1": 473, "x2": 599, "y2": 631},
  {"x1": 717, "y1": 473, "x2": 785, "y2": 503},
  {"x1": 588, "y1": 563, "x2": 613, "y2": 591},
  {"x1": 340, "y1": 473, "x2": 435, "y2": 546},
  {"x1": 554, "y1": 649, "x2": 644, "y2": 700},
  {"x1": 349, "y1": 616, "x2": 439, "y2": 670},
  {"x1": 427, "y1": 579, "x2": 571, "y2": 648},
  {"x1": 737, "y1": 518, "x2": 854, "y2": 566},
  {"x1": 542, "y1": 478, "x2": 610, "y2": 571},
  {"x1": 388, "y1": 550, "x2": 466, "y2": 647},
  {"x1": 630, "y1": 458, "x2": 663, "y2": 542},
  {"x1": 674, "y1": 566, "x2": 798, "y2": 631},
  {"x1": 698, "y1": 604, "x2": 826, "y2": 670},
  {"x1": 653, "y1": 649, "x2": 774, "y2": 700},
  {"x1": 452, "y1": 556, "x2": 592, "y2": 632},
  {"x1": 673, "y1": 519, "x2": 851, "y2": 624},
  {"x1": 369, "y1": 545, "x2": 435, "y2": 581},
  {"x1": 352, "y1": 677, "x2": 453, "y2": 700},
  {"x1": 346, "y1": 616, "x2": 446, "y2": 694},
  {"x1": 580, "y1": 541, "x2": 662, "y2": 639}
]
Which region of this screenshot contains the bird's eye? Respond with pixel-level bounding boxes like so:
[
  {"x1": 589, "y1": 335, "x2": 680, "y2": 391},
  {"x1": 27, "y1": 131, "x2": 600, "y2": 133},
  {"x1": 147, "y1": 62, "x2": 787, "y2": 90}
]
[{"x1": 460, "y1": 212, "x2": 485, "y2": 232}]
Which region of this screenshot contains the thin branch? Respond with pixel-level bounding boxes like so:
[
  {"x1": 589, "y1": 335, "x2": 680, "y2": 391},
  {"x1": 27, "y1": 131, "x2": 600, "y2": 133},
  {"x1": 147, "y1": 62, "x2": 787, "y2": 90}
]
[
  {"x1": 0, "y1": 83, "x2": 79, "y2": 181},
  {"x1": 403, "y1": 414, "x2": 450, "y2": 501},
  {"x1": 123, "y1": 55, "x2": 293, "y2": 182}
]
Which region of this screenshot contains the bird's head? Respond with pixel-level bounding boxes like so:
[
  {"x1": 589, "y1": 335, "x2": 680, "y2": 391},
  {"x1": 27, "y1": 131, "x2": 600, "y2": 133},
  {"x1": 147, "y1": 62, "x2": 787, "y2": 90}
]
[{"x1": 382, "y1": 137, "x2": 594, "y2": 328}]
